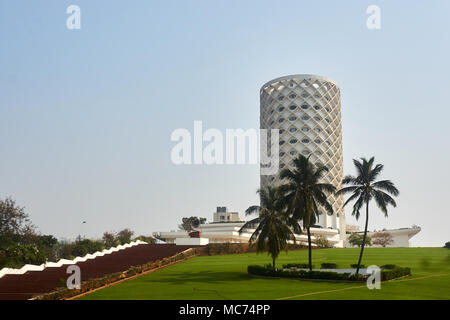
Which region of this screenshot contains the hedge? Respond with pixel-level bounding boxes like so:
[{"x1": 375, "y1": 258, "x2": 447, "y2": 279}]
[
  {"x1": 350, "y1": 264, "x2": 365, "y2": 268},
  {"x1": 381, "y1": 266, "x2": 411, "y2": 281},
  {"x1": 248, "y1": 264, "x2": 411, "y2": 282},
  {"x1": 248, "y1": 265, "x2": 366, "y2": 281}
]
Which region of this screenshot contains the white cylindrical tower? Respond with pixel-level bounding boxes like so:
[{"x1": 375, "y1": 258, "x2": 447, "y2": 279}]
[{"x1": 260, "y1": 74, "x2": 345, "y2": 234}]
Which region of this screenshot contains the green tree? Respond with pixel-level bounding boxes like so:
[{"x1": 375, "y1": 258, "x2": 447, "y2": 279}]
[
  {"x1": 314, "y1": 235, "x2": 331, "y2": 248},
  {"x1": 337, "y1": 157, "x2": 399, "y2": 275},
  {"x1": 133, "y1": 235, "x2": 156, "y2": 244},
  {"x1": 116, "y1": 229, "x2": 134, "y2": 245},
  {"x1": 279, "y1": 155, "x2": 336, "y2": 271},
  {"x1": 348, "y1": 233, "x2": 372, "y2": 248},
  {"x1": 102, "y1": 232, "x2": 118, "y2": 248},
  {"x1": 0, "y1": 197, "x2": 35, "y2": 248},
  {"x1": 72, "y1": 238, "x2": 105, "y2": 257},
  {"x1": 180, "y1": 217, "x2": 207, "y2": 232},
  {"x1": 239, "y1": 186, "x2": 300, "y2": 269}
]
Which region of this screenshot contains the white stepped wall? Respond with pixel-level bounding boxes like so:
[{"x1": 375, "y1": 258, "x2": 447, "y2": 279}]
[{"x1": 0, "y1": 240, "x2": 147, "y2": 279}]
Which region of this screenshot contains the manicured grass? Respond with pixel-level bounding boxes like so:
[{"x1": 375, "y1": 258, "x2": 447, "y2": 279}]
[{"x1": 80, "y1": 247, "x2": 450, "y2": 300}]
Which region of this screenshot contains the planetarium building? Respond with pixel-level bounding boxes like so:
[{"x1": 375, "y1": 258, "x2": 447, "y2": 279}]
[{"x1": 260, "y1": 74, "x2": 346, "y2": 236}]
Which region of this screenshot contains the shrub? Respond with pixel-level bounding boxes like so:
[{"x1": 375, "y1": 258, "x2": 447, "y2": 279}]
[
  {"x1": 248, "y1": 264, "x2": 411, "y2": 282},
  {"x1": 314, "y1": 235, "x2": 331, "y2": 248},
  {"x1": 348, "y1": 233, "x2": 372, "y2": 248},
  {"x1": 248, "y1": 265, "x2": 366, "y2": 281},
  {"x1": 321, "y1": 263, "x2": 338, "y2": 269},
  {"x1": 445, "y1": 242, "x2": 450, "y2": 249},
  {"x1": 381, "y1": 267, "x2": 411, "y2": 280},
  {"x1": 372, "y1": 232, "x2": 394, "y2": 247},
  {"x1": 350, "y1": 264, "x2": 365, "y2": 268}
]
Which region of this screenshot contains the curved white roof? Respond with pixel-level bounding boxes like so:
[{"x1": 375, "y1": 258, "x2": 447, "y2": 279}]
[{"x1": 261, "y1": 74, "x2": 340, "y2": 91}]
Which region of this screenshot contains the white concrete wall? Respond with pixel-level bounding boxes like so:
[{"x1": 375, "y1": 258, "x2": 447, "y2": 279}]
[{"x1": 175, "y1": 238, "x2": 209, "y2": 246}]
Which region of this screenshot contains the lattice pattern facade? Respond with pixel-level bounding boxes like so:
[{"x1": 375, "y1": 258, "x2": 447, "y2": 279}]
[{"x1": 260, "y1": 75, "x2": 345, "y2": 234}]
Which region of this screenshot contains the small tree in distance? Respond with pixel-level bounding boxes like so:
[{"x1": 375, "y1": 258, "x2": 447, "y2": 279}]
[
  {"x1": 102, "y1": 232, "x2": 118, "y2": 248},
  {"x1": 314, "y1": 235, "x2": 331, "y2": 248},
  {"x1": 181, "y1": 217, "x2": 207, "y2": 232},
  {"x1": 116, "y1": 229, "x2": 134, "y2": 245},
  {"x1": 348, "y1": 233, "x2": 372, "y2": 248},
  {"x1": 372, "y1": 232, "x2": 394, "y2": 247}
]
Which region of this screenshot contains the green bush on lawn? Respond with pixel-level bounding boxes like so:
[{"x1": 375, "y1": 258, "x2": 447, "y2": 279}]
[
  {"x1": 321, "y1": 263, "x2": 338, "y2": 269},
  {"x1": 381, "y1": 266, "x2": 411, "y2": 281},
  {"x1": 248, "y1": 265, "x2": 366, "y2": 281},
  {"x1": 248, "y1": 264, "x2": 411, "y2": 282}
]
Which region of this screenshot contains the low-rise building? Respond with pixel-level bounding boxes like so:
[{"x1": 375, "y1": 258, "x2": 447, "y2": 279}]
[
  {"x1": 153, "y1": 208, "x2": 345, "y2": 247},
  {"x1": 345, "y1": 225, "x2": 421, "y2": 247}
]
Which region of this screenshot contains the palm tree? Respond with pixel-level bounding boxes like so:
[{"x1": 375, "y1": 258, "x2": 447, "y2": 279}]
[
  {"x1": 239, "y1": 186, "x2": 301, "y2": 269},
  {"x1": 336, "y1": 157, "x2": 399, "y2": 275},
  {"x1": 279, "y1": 155, "x2": 336, "y2": 271}
]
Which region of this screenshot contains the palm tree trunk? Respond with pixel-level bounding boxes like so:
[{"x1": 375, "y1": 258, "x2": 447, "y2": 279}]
[
  {"x1": 356, "y1": 201, "x2": 369, "y2": 276},
  {"x1": 307, "y1": 227, "x2": 312, "y2": 271},
  {"x1": 272, "y1": 256, "x2": 276, "y2": 270}
]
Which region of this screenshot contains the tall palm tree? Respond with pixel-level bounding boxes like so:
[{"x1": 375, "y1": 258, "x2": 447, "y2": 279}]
[
  {"x1": 279, "y1": 155, "x2": 336, "y2": 271},
  {"x1": 336, "y1": 157, "x2": 399, "y2": 275},
  {"x1": 239, "y1": 186, "x2": 301, "y2": 269}
]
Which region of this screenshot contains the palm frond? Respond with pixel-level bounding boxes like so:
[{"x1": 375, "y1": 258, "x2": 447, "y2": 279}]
[
  {"x1": 336, "y1": 185, "x2": 360, "y2": 196},
  {"x1": 245, "y1": 205, "x2": 260, "y2": 216},
  {"x1": 372, "y1": 180, "x2": 399, "y2": 196}
]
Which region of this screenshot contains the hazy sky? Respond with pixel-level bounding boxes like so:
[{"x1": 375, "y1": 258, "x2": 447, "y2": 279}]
[{"x1": 1, "y1": 1, "x2": 449, "y2": 246}]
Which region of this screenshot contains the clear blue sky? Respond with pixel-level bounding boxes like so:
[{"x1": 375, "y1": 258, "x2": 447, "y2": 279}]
[{"x1": 1, "y1": 1, "x2": 449, "y2": 246}]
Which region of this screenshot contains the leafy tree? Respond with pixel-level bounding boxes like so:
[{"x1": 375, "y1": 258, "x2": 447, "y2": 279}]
[
  {"x1": 0, "y1": 244, "x2": 46, "y2": 268},
  {"x1": 444, "y1": 242, "x2": 450, "y2": 249},
  {"x1": 372, "y1": 232, "x2": 394, "y2": 247},
  {"x1": 180, "y1": 217, "x2": 207, "y2": 232},
  {"x1": 116, "y1": 228, "x2": 134, "y2": 245},
  {"x1": 102, "y1": 232, "x2": 118, "y2": 248},
  {"x1": 71, "y1": 238, "x2": 104, "y2": 257},
  {"x1": 239, "y1": 186, "x2": 300, "y2": 269},
  {"x1": 337, "y1": 157, "x2": 399, "y2": 275},
  {"x1": 314, "y1": 235, "x2": 331, "y2": 248},
  {"x1": 0, "y1": 197, "x2": 35, "y2": 248},
  {"x1": 279, "y1": 155, "x2": 336, "y2": 271},
  {"x1": 134, "y1": 235, "x2": 156, "y2": 244},
  {"x1": 348, "y1": 233, "x2": 372, "y2": 248}
]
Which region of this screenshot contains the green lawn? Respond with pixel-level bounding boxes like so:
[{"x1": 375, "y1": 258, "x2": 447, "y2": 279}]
[{"x1": 80, "y1": 247, "x2": 450, "y2": 300}]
